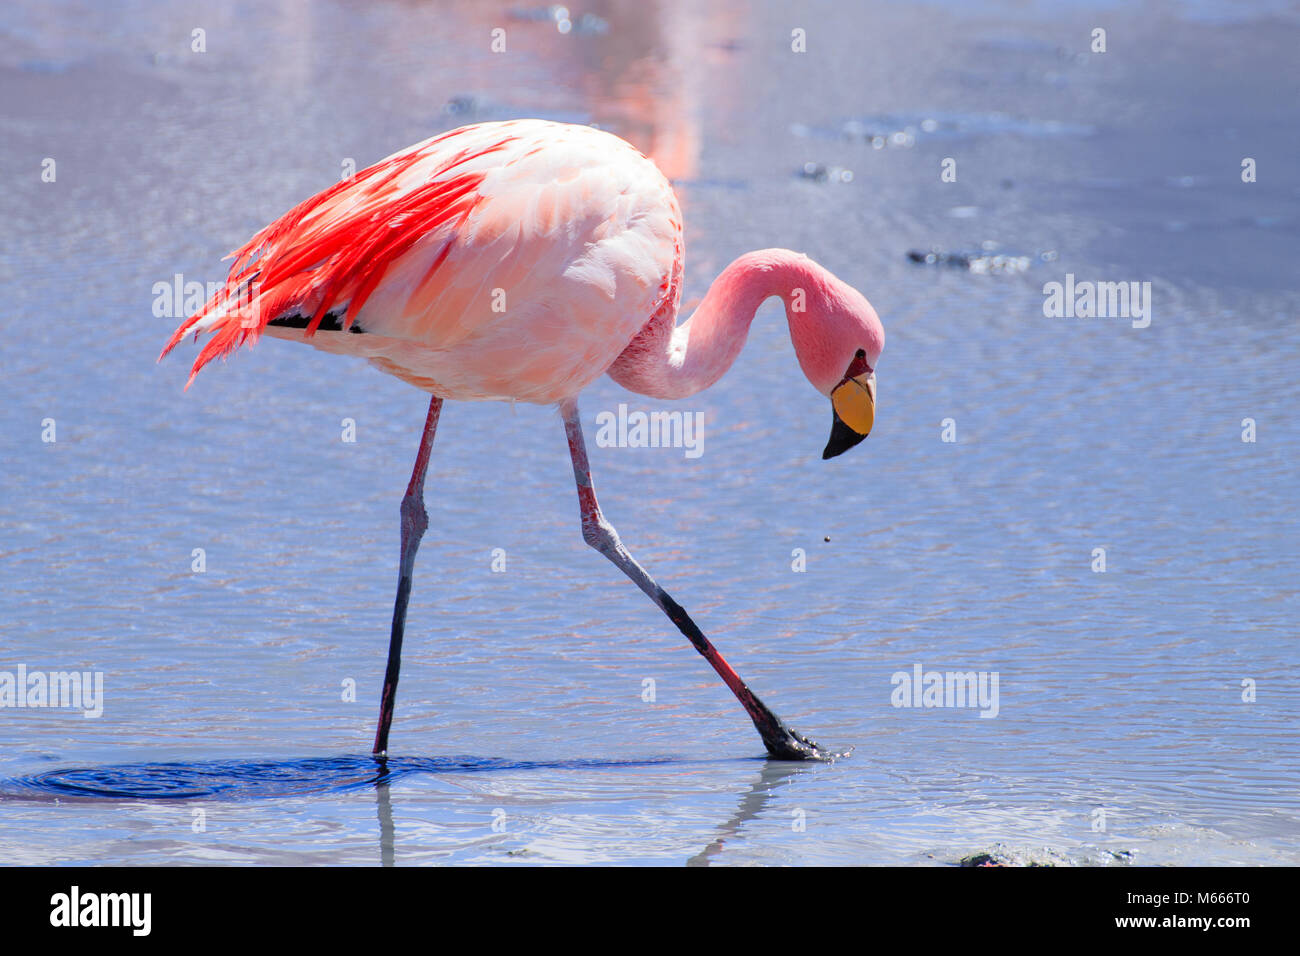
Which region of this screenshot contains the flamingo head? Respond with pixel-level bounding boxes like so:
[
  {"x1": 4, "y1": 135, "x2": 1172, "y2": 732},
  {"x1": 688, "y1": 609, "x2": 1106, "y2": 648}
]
[{"x1": 783, "y1": 265, "x2": 884, "y2": 459}]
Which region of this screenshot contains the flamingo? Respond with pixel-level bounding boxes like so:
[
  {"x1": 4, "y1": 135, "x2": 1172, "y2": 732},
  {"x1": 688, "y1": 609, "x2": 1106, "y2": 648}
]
[{"x1": 161, "y1": 119, "x2": 884, "y2": 761}]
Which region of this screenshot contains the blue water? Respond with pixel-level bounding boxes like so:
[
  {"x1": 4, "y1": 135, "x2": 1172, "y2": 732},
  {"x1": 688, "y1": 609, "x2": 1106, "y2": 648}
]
[{"x1": 1, "y1": 0, "x2": 1297, "y2": 865}]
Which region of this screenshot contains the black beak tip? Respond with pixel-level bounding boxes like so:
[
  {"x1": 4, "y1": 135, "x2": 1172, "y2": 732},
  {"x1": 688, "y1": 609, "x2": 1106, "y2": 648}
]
[{"x1": 823, "y1": 411, "x2": 867, "y2": 460}]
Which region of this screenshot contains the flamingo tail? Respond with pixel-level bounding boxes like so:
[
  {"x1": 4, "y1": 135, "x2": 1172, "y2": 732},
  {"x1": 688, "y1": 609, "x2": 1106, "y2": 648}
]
[{"x1": 159, "y1": 131, "x2": 510, "y2": 388}]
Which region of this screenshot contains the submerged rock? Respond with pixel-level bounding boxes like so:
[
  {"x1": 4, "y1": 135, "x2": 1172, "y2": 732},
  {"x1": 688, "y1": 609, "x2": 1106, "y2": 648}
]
[
  {"x1": 957, "y1": 843, "x2": 1135, "y2": 867},
  {"x1": 907, "y1": 246, "x2": 1056, "y2": 275},
  {"x1": 798, "y1": 162, "x2": 854, "y2": 184}
]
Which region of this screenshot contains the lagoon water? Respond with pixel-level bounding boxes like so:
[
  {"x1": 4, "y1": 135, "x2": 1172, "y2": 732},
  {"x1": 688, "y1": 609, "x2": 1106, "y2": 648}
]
[{"x1": 1, "y1": 0, "x2": 1296, "y2": 865}]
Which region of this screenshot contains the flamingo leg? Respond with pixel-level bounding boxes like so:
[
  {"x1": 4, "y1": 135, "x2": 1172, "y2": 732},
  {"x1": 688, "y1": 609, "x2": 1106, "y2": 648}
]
[
  {"x1": 559, "y1": 398, "x2": 832, "y2": 760},
  {"x1": 372, "y1": 395, "x2": 443, "y2": 756}
]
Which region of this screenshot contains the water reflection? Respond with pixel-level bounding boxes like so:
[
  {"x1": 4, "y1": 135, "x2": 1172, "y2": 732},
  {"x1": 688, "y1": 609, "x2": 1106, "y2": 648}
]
[
  {"x1": 377, "y1": 780, "x2": 396, "y2": 866},
  {"x1": 687, "y1": 761, "x2": 809, "y2": 866},
  {"x1": 434, "y1": 0, "x2": 720, "y2": 179},
  {"x1": 7, "y1": 753, "x2": 826, "y2": 866}
]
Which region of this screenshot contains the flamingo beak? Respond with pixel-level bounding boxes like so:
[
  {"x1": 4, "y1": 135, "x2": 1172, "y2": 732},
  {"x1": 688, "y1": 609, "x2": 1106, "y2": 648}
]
[{"x1": 823, "y1": 371, "x2": 875, "y2": 459}]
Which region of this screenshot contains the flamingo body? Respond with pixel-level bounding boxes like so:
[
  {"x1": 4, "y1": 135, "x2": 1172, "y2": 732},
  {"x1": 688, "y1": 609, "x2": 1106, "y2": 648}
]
[{"x1": 163, "y1": 120, "x2": 682, "y2": 403}]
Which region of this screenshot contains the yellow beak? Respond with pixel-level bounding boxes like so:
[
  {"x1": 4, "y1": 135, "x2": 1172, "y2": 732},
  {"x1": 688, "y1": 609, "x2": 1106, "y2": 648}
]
[{"x1": 824, "y1": 372, "x2": 876, "y2": 459}]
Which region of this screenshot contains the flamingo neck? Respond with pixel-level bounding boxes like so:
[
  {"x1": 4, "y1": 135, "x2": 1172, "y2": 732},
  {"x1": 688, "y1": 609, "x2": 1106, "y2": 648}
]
[{"x1": 608, "y1": 249, "x2": 825, "y2": 401}]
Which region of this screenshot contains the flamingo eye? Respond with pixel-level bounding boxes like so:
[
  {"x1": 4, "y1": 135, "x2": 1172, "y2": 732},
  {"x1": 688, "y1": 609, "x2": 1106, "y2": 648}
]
[{"x1": 844, "y1": 348, "x2": 872, "y2": 378}]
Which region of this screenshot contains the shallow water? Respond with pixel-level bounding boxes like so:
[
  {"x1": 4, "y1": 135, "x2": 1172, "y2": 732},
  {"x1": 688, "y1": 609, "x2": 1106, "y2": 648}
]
[{"x1": 1, "y1": 0, "x2": 1297, "y2": 865}]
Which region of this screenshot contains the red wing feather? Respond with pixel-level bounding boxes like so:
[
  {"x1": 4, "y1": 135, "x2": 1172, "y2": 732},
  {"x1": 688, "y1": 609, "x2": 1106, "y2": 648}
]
[{"x1": 159, "y1": 130, "x2": 514, "y2": 387}]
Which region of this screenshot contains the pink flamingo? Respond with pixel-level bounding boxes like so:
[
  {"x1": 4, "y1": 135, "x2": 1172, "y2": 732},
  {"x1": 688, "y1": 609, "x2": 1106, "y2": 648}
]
[{"x1": 161, "y1": 119, "x2": 883, "y2": 760}]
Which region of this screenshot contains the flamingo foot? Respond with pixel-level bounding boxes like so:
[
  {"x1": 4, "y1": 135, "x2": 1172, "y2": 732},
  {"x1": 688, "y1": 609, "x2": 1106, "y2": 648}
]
[{"x1": 754, "y1": 709, "x2": 849, "y2": 762}]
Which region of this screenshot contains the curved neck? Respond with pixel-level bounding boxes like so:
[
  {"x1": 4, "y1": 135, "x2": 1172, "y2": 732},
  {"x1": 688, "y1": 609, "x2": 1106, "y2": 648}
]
[{"x1": 608, "y1": 249, "x2": 824, "y2": 400}]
